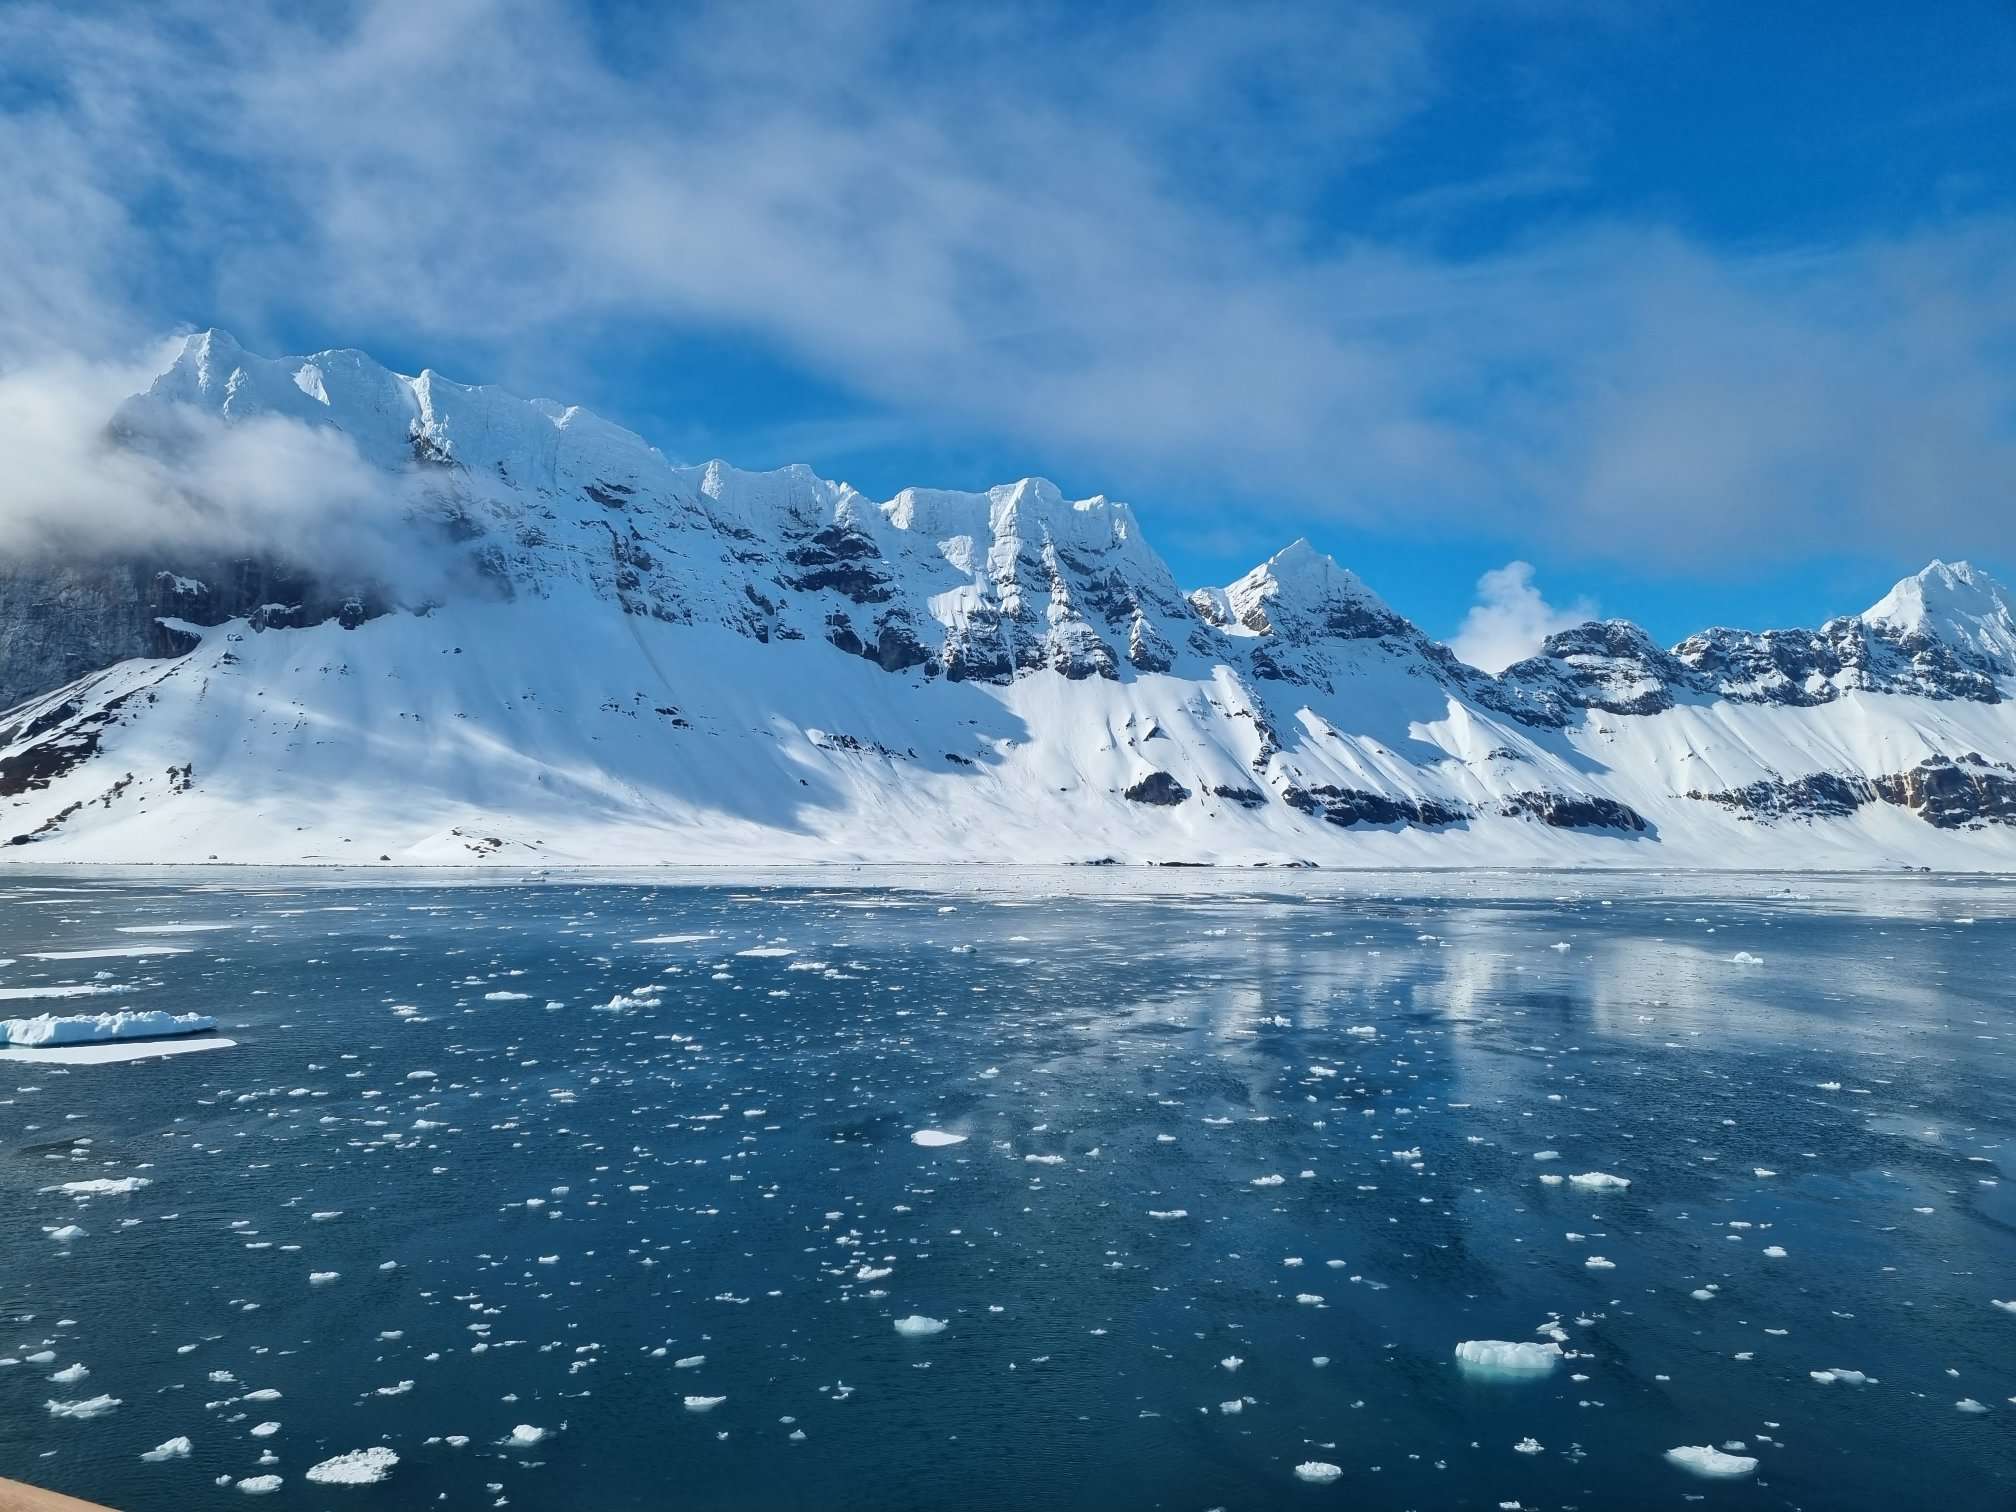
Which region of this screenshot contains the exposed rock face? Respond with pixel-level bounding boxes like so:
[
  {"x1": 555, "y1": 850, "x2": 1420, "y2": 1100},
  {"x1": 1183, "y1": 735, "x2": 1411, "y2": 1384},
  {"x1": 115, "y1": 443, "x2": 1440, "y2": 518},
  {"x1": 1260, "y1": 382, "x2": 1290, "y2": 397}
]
[
  {"x1": 1872, "y1": 755, "x2": 2016, "y2": 828},
  {"x1": 1688, "y1": 755, "x2": 2016, "y2": 830},
  {"x1": 0, "y1": 558, "x2": 383, "y2": 713},
  {"x1": 1687, "y1": 772, "x2": 1876, "y2": 822},
  {"x1": 1123, "y1": 771, "x2": 1191, "y2": 806},
  {"x1": 1495, "y1": 792, "x2": 1648, "y2": 833},
  {"x1": 1281, "y1": 785, "x2": 1469, "y2": 828},
  {"x1": 1498, "y1": 621, "x2": 1687, "y2": 724}
]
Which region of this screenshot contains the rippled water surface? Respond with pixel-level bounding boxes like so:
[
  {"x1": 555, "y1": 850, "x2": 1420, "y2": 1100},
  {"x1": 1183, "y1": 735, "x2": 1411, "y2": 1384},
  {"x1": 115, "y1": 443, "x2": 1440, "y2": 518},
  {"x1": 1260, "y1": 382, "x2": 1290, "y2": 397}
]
[{"x1": 1, "y1": 869, "x2": 2011, "y2": 1510}]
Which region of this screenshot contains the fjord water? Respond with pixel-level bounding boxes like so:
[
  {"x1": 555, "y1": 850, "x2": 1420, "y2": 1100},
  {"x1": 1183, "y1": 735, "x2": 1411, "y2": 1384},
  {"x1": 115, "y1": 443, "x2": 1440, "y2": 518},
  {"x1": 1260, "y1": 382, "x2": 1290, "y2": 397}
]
[{"x1": 1, "y1": 871, "x2": 2009, "y2": 1511}]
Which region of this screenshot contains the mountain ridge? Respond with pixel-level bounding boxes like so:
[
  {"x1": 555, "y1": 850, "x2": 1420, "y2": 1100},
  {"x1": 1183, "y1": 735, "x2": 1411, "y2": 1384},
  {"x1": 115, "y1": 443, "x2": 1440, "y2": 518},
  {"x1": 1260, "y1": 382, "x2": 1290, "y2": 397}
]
[{"x1": 2, "y1": 331, "x2": 2013, "y2": 867}]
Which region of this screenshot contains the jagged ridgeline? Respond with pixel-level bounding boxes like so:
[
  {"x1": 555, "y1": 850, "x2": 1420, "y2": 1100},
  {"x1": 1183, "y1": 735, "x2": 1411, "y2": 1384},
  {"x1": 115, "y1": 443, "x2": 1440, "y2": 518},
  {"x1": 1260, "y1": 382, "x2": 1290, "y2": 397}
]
[{"x1": 3, "y1": 330, "x2": 2014, "y2": 865}]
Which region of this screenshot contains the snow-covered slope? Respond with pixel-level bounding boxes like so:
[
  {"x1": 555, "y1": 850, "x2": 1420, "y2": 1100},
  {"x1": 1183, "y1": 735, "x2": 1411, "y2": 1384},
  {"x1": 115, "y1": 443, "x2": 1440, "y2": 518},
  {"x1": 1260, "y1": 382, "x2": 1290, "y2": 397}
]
[{"x1": 3, "y1": 332, "x2": 2015, "y2": 868}]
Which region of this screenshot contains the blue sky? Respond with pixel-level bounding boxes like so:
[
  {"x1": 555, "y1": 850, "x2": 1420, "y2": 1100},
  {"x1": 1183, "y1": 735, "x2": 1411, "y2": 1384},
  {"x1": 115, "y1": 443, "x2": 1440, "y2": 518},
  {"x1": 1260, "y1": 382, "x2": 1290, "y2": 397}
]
[{"x1": 1, "y1": 0, "x2": 2013, "y2": 657}]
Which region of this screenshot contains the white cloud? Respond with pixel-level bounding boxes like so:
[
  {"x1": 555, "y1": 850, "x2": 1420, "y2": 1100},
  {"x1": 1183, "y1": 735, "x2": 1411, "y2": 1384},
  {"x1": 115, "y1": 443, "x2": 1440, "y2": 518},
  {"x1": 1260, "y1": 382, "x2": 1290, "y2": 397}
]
[
  {"x1": 0, "y1": 1, "x2": 2010, "y2": 570},
  {"x1": 1450, "y1": 561, "x2": 1596, "y2": 673}
]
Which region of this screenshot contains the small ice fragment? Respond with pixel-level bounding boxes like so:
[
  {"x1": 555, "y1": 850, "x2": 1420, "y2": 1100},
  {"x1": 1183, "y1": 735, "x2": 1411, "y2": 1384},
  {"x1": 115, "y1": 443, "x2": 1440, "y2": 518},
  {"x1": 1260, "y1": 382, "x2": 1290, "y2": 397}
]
[
  {"x1": 237, "y1": 1475, "x2": 283, "y2": 1495},
  {"x1": 893, "y1": 1315, "x2": 947, "y2": 1338},
  {"x1": 504, "y1": 1425, "x2": 549, "y2": 1447},
  {"x1": 1567, "y1": 1172, "x2": 1629, "y2": 1190},
  {"x1": 1514, "y1": 1437, "x2": 1543, "y2": 1455},
  {"x1": 1294, "y1": 1462, "x2": 1342, "y2": 1483},
  {"x1": 141, "y1": 1437, "x2": 192, "y2": 1462},
  {"x1": 683, "y1": 1395, "x2": 726, "y2": 1412}
]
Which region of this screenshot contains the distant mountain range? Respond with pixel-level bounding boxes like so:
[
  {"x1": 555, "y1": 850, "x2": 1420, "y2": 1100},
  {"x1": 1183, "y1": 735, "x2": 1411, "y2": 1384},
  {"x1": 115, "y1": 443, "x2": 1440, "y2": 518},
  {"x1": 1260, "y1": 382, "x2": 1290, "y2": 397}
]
[{"x1": 3, "y1": 330, "x2": 2013, "y2": 866}]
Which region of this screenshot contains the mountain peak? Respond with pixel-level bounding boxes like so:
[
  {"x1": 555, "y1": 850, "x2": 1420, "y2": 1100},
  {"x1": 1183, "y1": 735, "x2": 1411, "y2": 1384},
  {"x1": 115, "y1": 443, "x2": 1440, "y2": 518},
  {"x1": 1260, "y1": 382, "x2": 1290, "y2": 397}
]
[{"x1": 1863, "y1": 558, "x2": 2016, "y2": 668}]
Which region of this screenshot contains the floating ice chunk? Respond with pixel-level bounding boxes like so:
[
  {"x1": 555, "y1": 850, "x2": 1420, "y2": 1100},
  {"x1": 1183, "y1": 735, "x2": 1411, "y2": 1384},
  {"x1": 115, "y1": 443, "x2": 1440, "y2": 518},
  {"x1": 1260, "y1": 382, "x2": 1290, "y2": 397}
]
[
  {"x1": 1763, "y1": 1245, "x2": 1787, "y2": 1258},
  {"x1": 483, "y1": 991, "x2": 530, "y2": 1002},
  {"x1": 1250, "y1": 1174, "x2": 1286, "y2": 1187},
  {"x1": 1585, "y1": 1256, "x2": 1615, "y2": 1270},
  {"x1": 683, "y1": 1396, "x2": 726, "y2": 1412},
  {"x1": 1294, "y1": 1461, "x2": 1342, "y2": 1483},
  {"x1": 309, "y1": 1271, "x2": 340, "y2": 1286},
  {"x1": 1454, "y1": 1341, "x2": 1561, "y2": 1377},
  {"x1": 237, "y1": 1476, "x2": 283, "y2": 1495},
  {"x1": 141, "y1": 1436, "x2": 192, "y2": 1461},
  {"x1": 910, "y1": 1130, "x2": 966, "y2": 1147},
  {"x1": 50, "y1": 1177, "x2": 150, "y2": 1196},
  {"x1": 2, "y1": 1010, "x2": 216, "y2": 1047},
  {"x1": 1514, "y1": 1437, "x2": 1543, "y2": 1454},
  {"x1": 1955, "y1": 1398, "x2": 1988, "y2": 1413},
  {"x1": 250, "y1": 1423, "x2": 280, "y2": 1438},
  {"x1": 1730, "y1": 952, "x2": 1763, "y2": 965},
  {"x1": 1024, "y1": 1154, "x2": 1065, "y2": 1165},
  {"x1": 49, "y1": 1363, "x2": 88, "y2": 1384},
  {"x1": 1147, "y1": 1209, "x2": 1188, "y2": 1220},
  {"x1": 503, "y1": 1425, "x2": 549, "y2": 1447},
  {"x1": 1665, "y1": 1446, "x2": 1757, "y2": 1478},
  {"x1": 1537, "y1": 1173, "x2": 1563, "y2": 1186},
  {"x1": 674, "y1": 1355, "x2": 705, "y2": 1369},
  {"x1": 47, "y1": 1394, "x2": 120, "y2": 1418},
  {"x1": 1810, "y1": 1368, "x2": 1874, "y2": 1385},
  {"x1": 893, "y1": 1315, "x2": 947, "y2": 1338},
  {"x1": 1568, "y1": 1172, "x2": 1630, "y2": 1190},
  {"x1": 1991, "y1": 1299, "x2": 2016, "y2": 1314},
  {"x1": 305, "y1": 1447, "x2": 398, "y2": 1485}
]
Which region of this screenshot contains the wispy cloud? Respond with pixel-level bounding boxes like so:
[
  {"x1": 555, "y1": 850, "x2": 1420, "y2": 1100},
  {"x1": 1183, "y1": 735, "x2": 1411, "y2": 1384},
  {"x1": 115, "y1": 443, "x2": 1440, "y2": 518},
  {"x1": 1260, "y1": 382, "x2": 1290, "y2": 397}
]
[{"x1": 0, "y1": 0, "x2": 2011, "y2": 572}]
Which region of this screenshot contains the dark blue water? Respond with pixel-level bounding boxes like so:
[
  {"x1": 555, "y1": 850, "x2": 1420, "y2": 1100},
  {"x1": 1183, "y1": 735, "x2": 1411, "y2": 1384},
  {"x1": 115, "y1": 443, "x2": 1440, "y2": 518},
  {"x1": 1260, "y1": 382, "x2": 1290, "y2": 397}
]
[{"x1": 0, "y1": 870, "x2": 2010, "y2": 1510}]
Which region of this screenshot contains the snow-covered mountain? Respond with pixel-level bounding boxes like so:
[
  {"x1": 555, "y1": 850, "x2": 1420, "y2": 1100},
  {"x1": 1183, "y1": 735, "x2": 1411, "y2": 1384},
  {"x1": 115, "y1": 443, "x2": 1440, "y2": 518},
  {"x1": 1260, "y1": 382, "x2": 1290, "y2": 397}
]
[{"x1": 3, "y1": 331, "x2": 2014, "y2": 867}]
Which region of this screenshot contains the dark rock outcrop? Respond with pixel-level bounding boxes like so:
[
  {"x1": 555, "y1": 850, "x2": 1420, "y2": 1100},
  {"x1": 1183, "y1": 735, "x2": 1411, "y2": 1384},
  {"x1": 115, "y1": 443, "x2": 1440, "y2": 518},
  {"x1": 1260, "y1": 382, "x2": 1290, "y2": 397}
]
[{"x1": 1124, "y1": 771, "x2": 1191, "y2": 806}]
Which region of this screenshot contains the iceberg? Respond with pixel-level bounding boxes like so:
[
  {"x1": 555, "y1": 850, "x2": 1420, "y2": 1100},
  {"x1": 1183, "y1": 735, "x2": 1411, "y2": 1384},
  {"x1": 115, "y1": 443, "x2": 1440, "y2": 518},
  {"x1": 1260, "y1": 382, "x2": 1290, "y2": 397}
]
[
  {"x1": 1454, "y1": 1340, "x2": 1562, "y2": 1377},
  {"x1": 1665, "y1": 1445, "x2": 1758, "y2": 1478}
]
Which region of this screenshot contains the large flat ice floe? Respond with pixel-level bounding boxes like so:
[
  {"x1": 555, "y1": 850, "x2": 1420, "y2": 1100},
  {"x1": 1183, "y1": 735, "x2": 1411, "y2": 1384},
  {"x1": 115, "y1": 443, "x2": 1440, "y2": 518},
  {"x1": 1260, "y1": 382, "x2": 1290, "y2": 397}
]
[
  {"x1": 304, "y1": 1447, "x2": 398, "y2": 1485},
  {"x1": 1, "y1": 1009, "x2": 218, "y2": 1047}
]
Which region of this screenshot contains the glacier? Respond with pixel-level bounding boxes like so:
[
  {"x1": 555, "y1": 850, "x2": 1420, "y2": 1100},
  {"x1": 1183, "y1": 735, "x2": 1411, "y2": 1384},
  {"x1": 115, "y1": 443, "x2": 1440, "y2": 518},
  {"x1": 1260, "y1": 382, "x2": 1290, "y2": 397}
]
[{"x1": 2, "y1": 330, "x2": 2016, "y2": 867}]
